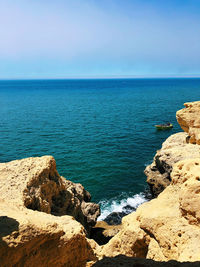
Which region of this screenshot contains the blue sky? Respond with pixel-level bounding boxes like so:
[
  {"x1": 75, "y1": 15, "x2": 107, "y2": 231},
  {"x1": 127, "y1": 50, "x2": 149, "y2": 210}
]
[{"x1": 0, "y1": 0, "x2": 200, "y2": 79}]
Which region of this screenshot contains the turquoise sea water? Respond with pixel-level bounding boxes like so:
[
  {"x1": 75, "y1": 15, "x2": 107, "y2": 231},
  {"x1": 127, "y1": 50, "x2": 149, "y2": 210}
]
[{"x1": 0, "y1": 79, "x2": 200, "y2": 218}]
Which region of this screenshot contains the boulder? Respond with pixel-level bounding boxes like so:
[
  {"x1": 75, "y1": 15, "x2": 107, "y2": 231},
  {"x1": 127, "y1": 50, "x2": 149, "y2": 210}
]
[
  {"x1": 0, "y1": 201, "x2": 98, "y2": 267},
  {"x1": 0, "y1": 156, "x2": 100, "y2": 232},
  {"x1": 144, "y1": 132, "x2": 200, "y2": 196},
  {"x1": 176, "y1": 101, "x2": 200, "y2": 144},
  {"x1": 100, "y1": 159, "x2": 200, "y2": 262},
  {"x1": 0, "y1": 156, "x2": 101, "y2": 266}
]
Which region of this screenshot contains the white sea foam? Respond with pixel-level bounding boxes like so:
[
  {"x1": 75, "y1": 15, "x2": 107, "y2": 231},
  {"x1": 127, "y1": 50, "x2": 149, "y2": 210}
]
[{"x1": 97, "y1": 192, "x2": 147, "y2": 221}]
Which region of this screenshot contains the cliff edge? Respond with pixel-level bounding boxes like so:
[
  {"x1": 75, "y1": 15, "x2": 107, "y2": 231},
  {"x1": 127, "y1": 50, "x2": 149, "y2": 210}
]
[
  {"x1": 176, "y1": 101, "x2": 200, "y2": 144},
  {"x1": 145, "y1": 101, "x2": 200, "y2": 196},
  {"x1": 0, "y1": 156, "x2": 100, "y2": 267},
  {"x1": 100, "y1": 158, "x2": 200, "y2": 262}
]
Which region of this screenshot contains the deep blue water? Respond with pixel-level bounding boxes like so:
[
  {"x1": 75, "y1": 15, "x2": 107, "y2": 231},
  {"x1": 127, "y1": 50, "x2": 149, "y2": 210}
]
[{"x1": 0, "y1": 78, "x2": 200, "y2": 217}]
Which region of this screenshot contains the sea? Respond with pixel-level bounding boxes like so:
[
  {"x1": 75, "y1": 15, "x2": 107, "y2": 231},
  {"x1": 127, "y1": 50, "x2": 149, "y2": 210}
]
[{"x1": 0, "y1": 78, "x2": 200, "y2": 220}]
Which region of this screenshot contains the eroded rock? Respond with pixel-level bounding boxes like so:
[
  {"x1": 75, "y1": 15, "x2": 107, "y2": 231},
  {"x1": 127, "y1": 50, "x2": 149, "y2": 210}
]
[
  {"x1": 0, "y1": 156, "x2": 102, "y2": 266},
  {"x1": 0, "y1": 156, "x2": 100, "y2": 231},
  {"x1": 0, "y1": 200, "x2": 98, "y2": 267},
  {"x1": 145, "y1": 132, "x2": 200, "y2": 196},
  {"x1": 100, "y1": 159, "x2": 200, "y2": 262},
  {"x1": 176, "y1": 101, "x2": 200, "y2": 144}
]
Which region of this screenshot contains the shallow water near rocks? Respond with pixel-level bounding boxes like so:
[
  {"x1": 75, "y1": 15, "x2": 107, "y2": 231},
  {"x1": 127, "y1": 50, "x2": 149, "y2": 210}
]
[{"x1": 0, "y1": 78, "x2": 200, "y2": 218}]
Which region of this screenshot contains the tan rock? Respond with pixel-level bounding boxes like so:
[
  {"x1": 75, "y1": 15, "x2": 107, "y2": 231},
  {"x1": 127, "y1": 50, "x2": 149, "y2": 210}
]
[
  {"x1": 101, "y1": 159, "x2": 200, "y2": 262},
  {"x1": 0, "y1": 156, "x2": 101, "y2": 266},
  {"x1": 0, "y1": 156, "x2": 100, "y2": 231},
  {"x1": 145, "y1": 132, "x2": 200, "y2": 196},
  {"x1": 176, "y1": 101, "x2": 200, "y2": 144},
  {"x1": 0, "y1": 200, "x2": 98, "y2": 267}
]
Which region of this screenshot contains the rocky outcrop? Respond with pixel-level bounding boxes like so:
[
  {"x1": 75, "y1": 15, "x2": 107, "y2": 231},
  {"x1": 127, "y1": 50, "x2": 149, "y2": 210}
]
[
  {"x1": 176, "y1": 101, "x2": 200, "y2": 144},
  {"x1": 0, "y1": 156, "x2": 100, "y2": 232},
  {"x1": 100, "y1": 159, "x2": 200, "y2": 262},
  {"x1": 0, "y1": 156, "x2": 101, "y2": 266},
  {"x1": 144, "y1": 132, "x2": 200, "y2": 196},
  {"x1": 0, "y1": 201, "x2": 98, "y2": 267}
]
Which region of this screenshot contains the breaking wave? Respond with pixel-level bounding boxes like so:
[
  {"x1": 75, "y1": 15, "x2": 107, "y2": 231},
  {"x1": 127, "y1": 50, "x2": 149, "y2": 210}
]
[{"x1": 98, "y1": 192, "x2": 148, "y2": 221}]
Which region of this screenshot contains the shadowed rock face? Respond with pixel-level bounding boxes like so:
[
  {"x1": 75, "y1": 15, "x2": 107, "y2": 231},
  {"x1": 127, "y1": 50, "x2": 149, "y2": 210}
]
[
  {"x1": 176, "y1": 101, "x2": 200, "y2": 145},
  {"x1": 92, "y1": 255, "x2": 200, "y2": 267},
  {"x1": 0, "y1": 156, "x2": 100, "y2": 232},
  {"x1": 144, "y1": 132, "x2": 200, "y2": 197}
]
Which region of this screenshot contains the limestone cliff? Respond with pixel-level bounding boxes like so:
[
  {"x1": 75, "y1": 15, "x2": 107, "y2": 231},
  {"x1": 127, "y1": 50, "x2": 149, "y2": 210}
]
[
  {"x1": 0, "y1": 156, "x2": 100, "y2": 267},
  {"x1": 0, "y1": 201, "x2": 98, "y2": 267},
  {"x1": 145, "y1": 132, "x2": 200, "y2": 196},
  {"x1": 145, "y1": 101, "x2": 200, "y2": 196},
  {"x1": 100, "y1": 158, "x2": 200, "y2": 262},
  {"x1": 0, "y1": 156, "x2": 100, "y2": 232},
  {"x1": 176, "y1": 101, "x2": 200, "y2": 144}
]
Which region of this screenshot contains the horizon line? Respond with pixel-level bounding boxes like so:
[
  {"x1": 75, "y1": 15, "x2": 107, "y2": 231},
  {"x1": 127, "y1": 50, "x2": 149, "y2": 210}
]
[{"x1": 1, "y1": 75, "x2": 200, "y2": 81}]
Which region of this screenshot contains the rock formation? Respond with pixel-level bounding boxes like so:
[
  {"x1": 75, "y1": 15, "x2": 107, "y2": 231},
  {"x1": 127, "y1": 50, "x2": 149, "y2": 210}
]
[
  {"x1": 0, "y1": 156, "x2": 100, "y2": 232},
  {"x1": 0, "y1": 200, "x2": 98, "y2": 267},
  {"x1": 176, "y1": 101, "x2": 200, "y2": 144},
  {"x1": 100, "y1": 158, "x2": 200, "y2": 262},
  {"x1": 145, "y1": 132, "x2": 200, "y2": 196},
  {"x1": 0, "y1": 156, "x2": 100, "y2": 267}
]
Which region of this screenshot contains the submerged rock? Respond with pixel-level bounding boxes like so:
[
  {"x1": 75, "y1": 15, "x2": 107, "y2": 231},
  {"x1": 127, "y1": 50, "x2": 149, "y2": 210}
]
[{"x1": 104, "y1": 211, "x2": 127, "y2": 225}]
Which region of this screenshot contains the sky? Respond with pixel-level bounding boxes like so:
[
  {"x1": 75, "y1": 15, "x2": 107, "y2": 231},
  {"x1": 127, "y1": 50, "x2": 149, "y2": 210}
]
[{"x1": 0, "y1": 0, "x2": 200, "y2": 79}]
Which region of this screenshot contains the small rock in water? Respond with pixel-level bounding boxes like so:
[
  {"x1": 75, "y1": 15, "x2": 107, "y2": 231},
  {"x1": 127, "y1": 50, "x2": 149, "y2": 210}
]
[
  {"x1": 104, "y1": 212, "x2": 126, "y2": 225},
  {"x1": 122, "y1": 204, "x2": 136, "y2": 214}
]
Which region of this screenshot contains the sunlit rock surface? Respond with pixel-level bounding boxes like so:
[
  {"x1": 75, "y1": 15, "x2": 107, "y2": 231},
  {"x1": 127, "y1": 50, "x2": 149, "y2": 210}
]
[
  {"x1": 176, "y1": 101, "x2": 200, "y2": 144},
  {"x1": 145, "y1": 132, "x2": 200, "y2": 196},
  {"x1": 100, "y1": 159, "x2": 200, "y2": 262}
]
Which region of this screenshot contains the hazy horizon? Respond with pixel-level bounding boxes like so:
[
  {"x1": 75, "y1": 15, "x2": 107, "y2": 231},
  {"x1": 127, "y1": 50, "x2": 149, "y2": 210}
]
[
  {"x1": 0, "y1": 0, "x2": 200, "y2": 79},
  {"x1": 1, "y1": 75, "x2": 200, "y2": 81}
]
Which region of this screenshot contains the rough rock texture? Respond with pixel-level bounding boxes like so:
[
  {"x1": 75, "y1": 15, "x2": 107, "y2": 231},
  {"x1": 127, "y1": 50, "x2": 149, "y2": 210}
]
[
  {"x1": 145, "y1": 132, "x2": 200, "y2": 196},
  {"x1": 0, "y1": 156, "x2": 100, "y2": 231},
  {"x1": 0, "y1": 156, "x2": 101, "y2": 266},
  {"x1": 176, "y1": 101, "x2": 200, "y2": 144},
  {"x1": 0, "y1": 201, "x2": 98, "y2": 267},
  {"x1": 100, "y1": 159, "x2": 200, "y2": 262}
]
